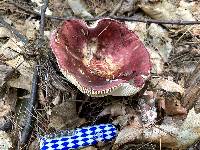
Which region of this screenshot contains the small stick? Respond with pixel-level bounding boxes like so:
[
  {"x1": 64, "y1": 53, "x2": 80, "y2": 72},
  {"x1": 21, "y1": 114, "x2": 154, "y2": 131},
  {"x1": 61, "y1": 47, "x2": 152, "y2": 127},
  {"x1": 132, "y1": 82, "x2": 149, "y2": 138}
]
[
  {"x1": 39, "y1": 0, "x2": 48, "y2": 39},
  {"x1": 6, "y1": 1, "x2": 200, "y2": 25},
  {"x1": 19, "y1": 65, "x2": 39, "y2": 145},
  {"x1": 36, "y1": 0, "x2": 48, "y2": 49}
]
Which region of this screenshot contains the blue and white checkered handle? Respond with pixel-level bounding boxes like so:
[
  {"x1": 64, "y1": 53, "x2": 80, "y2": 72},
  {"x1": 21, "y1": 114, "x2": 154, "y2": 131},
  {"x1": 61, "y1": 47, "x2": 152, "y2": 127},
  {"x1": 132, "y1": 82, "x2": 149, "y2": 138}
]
[{"x1": 40, "y1": 124, "x2": 117, "y2": 150}]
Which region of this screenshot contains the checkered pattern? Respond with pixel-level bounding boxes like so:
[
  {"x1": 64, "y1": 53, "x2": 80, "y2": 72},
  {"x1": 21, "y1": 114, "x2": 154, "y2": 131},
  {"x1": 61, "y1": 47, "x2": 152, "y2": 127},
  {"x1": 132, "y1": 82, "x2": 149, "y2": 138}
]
[{"x1": 40, "y1": 124, "x2": 117, "y2": 150}]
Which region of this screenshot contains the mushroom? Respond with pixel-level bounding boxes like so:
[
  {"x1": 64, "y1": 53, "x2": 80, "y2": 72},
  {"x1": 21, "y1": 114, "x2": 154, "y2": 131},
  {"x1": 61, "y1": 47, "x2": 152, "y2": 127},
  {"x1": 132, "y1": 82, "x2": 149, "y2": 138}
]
[{"x1": 50, "y1": 19, "x2": 151, "y2": 97}]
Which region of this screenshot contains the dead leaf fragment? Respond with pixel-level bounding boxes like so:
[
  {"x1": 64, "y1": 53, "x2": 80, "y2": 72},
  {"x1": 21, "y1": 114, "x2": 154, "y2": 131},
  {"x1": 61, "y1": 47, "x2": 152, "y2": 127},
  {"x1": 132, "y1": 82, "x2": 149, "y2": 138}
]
[
  {"x1": 68, "y1": 0, "x2": 93, "y2": 18},
  {"x1": 140, "y1": 0, "x2": 195, "y2": 29},
  {"x1": 0, "y1": 88, "x2": 17, "y2": 118},
  {"x1": 152, "y1": 78, "x2": 185, "y2": 95},
  {"x1": 0, "y1": 64, "x2": 13, "y2": 87},
  {"x1": 0, "y1": 27, "x2": 11, "y2": 38},
  {"x1": 98, "y1": 103, "x2": 127, "y2": 117},
  {"x1": 98, "y1": 103, "x2": 135, "y2": 127},
  {"x1": 15, "y1": 19, "x2": 39, "y2": 40},
  {"x1": 125, "y1": 22, "x2": 147, "y2": 42},
  {"x1": 148, "y1": 23, "x2": 172, "y2": 62},
  {"x1": 162, "y1": 96, "x2": 187, "y2": 116},
  {"x1": 177, "y1": 108, "x2": 200, "y2": 148},
  {"x1": 118, "y1": 0, "x2": 139, "y2": 15},
  {"x1": 182, "y1": 61, "x2": 200, "y2": 110},
  {"x1": 0, "y1": 37, "x2": 34, "y2": 91},
  {"x1": 147, "y1": 23, "x2": 172, "y2": 74},
  {"x1": 48, "y1": 101, "x2": 85, "y2": 130},
  {"x1": 113, "y1": 115, "x2": 142, "y2": 149},
  {"x1": 126, "y1": 22, "x2": 172, "y2": 74},
  {"x1": 114, "y1": 107, "x2": 200, "y2": 149},
  {"x1": 0, "y1": 101, "x2": 11, "y2": 117}
]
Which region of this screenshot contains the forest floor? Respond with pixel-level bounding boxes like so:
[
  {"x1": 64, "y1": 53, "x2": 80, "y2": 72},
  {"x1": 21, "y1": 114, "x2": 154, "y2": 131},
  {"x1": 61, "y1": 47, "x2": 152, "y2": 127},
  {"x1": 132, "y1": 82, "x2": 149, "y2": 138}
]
[{"x1": 0, "y1": 0, "x2": 200, "y2": 149}]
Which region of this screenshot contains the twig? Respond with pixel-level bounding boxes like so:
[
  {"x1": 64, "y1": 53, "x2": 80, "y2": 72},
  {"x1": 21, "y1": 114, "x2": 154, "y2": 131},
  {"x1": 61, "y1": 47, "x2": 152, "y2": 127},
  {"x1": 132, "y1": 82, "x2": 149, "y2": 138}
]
[
  {"x1": 20, "y1": 65, "x2": 39, "y2": 145},
  {"x1": 0, "y1": 17, "x2": 28, "y2": 44},
  {"x1": 108, "y1": 16, "x2": 200, "y2": 25},
  {"x1": 36, "y1": 0, "x2": 48, "y2": 49},
  {"x1": 6, "y1": 1, "x2": 200, "y2": 25},
  {"x1": 39, "y1": 0, "x2": 48, "y2": 39},
  {"x1": 110, "y1": 0, "x2": 124, "y2": 16}
]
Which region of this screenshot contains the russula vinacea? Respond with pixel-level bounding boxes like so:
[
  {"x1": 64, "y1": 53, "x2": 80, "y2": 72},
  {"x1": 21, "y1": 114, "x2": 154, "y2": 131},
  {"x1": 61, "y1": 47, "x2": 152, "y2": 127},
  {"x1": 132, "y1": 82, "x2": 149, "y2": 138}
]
[{"x1": 50, "y1": 19, "x2": 151, "y2": 97}]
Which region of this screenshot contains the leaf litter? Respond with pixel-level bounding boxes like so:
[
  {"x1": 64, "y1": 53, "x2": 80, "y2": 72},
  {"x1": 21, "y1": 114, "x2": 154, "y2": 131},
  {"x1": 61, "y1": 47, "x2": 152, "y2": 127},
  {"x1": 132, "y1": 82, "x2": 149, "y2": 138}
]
[{"x1": 0, "y1": 0, "x2": 200, "y2": 149}]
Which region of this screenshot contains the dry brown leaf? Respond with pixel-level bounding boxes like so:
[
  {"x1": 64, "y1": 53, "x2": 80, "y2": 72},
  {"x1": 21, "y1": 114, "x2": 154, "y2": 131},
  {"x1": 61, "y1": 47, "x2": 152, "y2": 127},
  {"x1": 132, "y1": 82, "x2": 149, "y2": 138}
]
[
  {"x1": 114, "y1": 126, "x2": 142, "y2": 149},
  {"x1": 126, "y1": 22, "x2": 172, "y2": 74},
  {"x1": 0, "y1": 64, "x2": 13, "y2": 87},
  {"x1": 171, "y1": 61, "x2": 197, "y2": 74},
  {"x1": 0, "y1": 38, "x2": 34, "y2": 91},
  {"x1": 14, "y1": 19, "x2": 39, "y2": 40},
  {"x1": 148, "y1": 48, "x2": 164, "y2": 74},
  {"x1": 148, "y1": 23, "x2": 172, "y2": 62},
  {"x1": 158, "y1": 96, "x2": 187, "y2": 116},
  {"x1": 85, "y1": 0, "x2": 115, "y2": 16},
  {"x1": 118, "y1": 0, "x2": 139, "y2": 15},
  {"x1": 68, "y1": 0, "x2": 93, "y2": 18},
  {"x1": 98, "y1": 103, "x2": 135, "y2": 127},
  {"x1": 176, "y1": 108, "x2": 200, "y2": 148},
  {"x1": 29, "y1": 139, "x2": 40, "y2": 150},
  {"x1": 140, "y1": 0, "x2": 195, "y2": 29},
  {"x1": 113, "y1": 114, "x2": 134, "y2": 128},
  {"x1": 38, "y1": 88, "x2": 47, "y2": 106},
  {"x1": 126, "y1": 22, "x2": 147, "y2": 42},
  {"x1": 191, "y1": 25, "x2": 200, "y2": 36},
  {"x1": 31, "y1": 0, "x2": 43, "y2": 6},
  {"x1": 113, "y1": 115, "x2": 142, "y2": 149},
  {"x1": 49, "y1": 0, "x2": 72, "y2": 17},
  {"x1": 48, "y1": 101, "x2": 85, "y2": 130},
  {"x1": 148, "y1": 23, "x2": 172, "y2": 74},
  {"x1": 114, "y1": 108, "x2": 200, "y2": 149},
  {"x1": 0, "y1": 27, "x2": 11, "y2": 38},
  {"x1": 182, "y1": 61, "x2": 200, "y2": 110},
  {"x1": 191, "y1": 1, "x2": 200, "y2": 20},
  {"x1": 98, "y1": 103, "x2": 127, "y2": 117},
  {"x1": 7, "y1": 75, "x2": 32, "y2": 92},
  {"x1": 0, "y1": 101, "x2": 11, "y2": 117},
  {"x1": 0, "y1": 88, "x2": 17, "y2": 117},
  {"x1": 151, "y1": 78, "x2": 185, "y2": 95}
]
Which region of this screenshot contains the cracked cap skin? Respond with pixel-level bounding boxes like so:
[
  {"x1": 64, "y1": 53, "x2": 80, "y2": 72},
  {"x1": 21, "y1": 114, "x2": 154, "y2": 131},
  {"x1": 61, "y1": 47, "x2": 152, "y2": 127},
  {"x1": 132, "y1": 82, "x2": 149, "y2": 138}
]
[{"x1": 50, "y1": 19, "x2": 151, "y2": 97}]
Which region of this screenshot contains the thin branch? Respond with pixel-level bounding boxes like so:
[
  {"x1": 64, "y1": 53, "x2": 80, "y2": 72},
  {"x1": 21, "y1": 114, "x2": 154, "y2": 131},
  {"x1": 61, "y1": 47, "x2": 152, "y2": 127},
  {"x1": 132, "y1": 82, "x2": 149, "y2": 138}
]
[
  {"x1": 35, "y1": 0, "x2": 49, "y2": 49},
  {"x1": 110, "y1": 16, "x2": 200, "y2": 25},
  {"x1": 7, "y1": 1, "x2": 200, "y2": 25},
  {"x1": 39, "y1": 0, "x2": 48, "y2": 39},
  {"x1": 20, "y1": 65, "x2": 39, "y2": 145}
]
